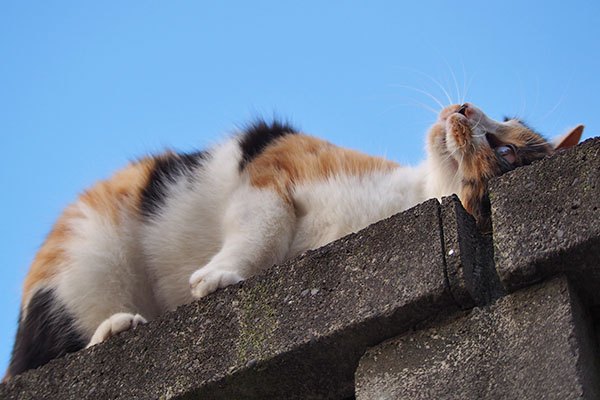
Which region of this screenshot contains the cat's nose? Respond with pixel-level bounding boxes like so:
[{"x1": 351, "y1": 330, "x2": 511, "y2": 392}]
[{"x1": 457, "y1": 103, "x2": 472, "y2": 117}]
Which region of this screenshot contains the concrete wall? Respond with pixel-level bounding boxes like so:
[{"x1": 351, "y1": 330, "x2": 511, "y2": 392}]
[{"x1": 2, "y1": 138, "x2": 599, "y2": 399}]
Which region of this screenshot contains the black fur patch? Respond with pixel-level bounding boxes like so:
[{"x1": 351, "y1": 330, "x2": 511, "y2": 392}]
[
  {"x1": 140, "y1": 150, "x2": 206, "y2": 217},
  {"x1": 503, "y1": 116, "x2": 536, "y2": 132},
  {"x1": 6, "y1": 288, "x2": 86, "y2": 378},
  {"x1": 238, "y1": 120, "x2": 299, "y2": 171}
]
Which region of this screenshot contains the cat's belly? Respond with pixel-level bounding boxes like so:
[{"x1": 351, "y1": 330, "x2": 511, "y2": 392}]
[{"x1": 287, "y1": 171, "x2": 426, "y2": 258}]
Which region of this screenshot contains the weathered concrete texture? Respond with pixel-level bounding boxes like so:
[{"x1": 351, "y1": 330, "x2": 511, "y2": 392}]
[
  {"x1": 355, "y1": 276, "x2": 600, "y2": 400},
  {"x1": 440, "y1": 195, "x2": 504, "y2": 308},
  {"x1": 0, "y1": 199, "x2": 464, "y2": 400},
  {"x1": 490, "y1": 137, "x2": 600, "y2": 300}
]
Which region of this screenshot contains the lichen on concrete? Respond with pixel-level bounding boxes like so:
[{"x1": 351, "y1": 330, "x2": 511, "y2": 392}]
[{"x1": 236, "y1": 280, "x2": 280, "y2": 364}]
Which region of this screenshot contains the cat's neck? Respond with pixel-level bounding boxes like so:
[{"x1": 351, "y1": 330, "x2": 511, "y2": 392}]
[{"x1": 420, "y1": 153, "x2": 463, "y2": 201}]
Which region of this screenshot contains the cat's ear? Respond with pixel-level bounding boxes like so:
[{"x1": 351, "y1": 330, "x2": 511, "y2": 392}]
[{"x1": 553, "y1": 125, "x2": 584, "y2": 151}]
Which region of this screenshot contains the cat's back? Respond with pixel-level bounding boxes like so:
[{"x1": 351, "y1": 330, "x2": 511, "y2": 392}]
[
  {"x1": 7, "y1": 120, "x2": 410, "y2": 380},
  {"x1": 21, "y1": 122, "x2": 296, "y2": 304},
  {"x1": 22, "y1": 122, "x2": 402, "y2": 311}
]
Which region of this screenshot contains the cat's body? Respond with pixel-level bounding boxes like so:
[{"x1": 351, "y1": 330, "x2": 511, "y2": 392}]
[{"x1": 5, "y1": 103, "x2": 582, "y2": 379}]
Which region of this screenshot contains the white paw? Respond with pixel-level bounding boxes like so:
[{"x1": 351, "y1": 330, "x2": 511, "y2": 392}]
[
  {"x1": 189, "y1": 267, "x2": 244, "y2": 299},
  {"x1": 87, "y1": 312, "x2": 147, "y2": 348}
]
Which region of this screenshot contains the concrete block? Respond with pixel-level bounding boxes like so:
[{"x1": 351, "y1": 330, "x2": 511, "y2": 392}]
[
  {"x1": 355, "y1": 276, "x2": 600, "y2": 400},
  {"x1": 490, "y1": 137, "x2": 600, "y2": 302},
  {"x1": 0, "y1": 199, "x2": 460, "y2": 400},
  {"x1": 440, "y1": 195, "x2": 504, "y2": 308}
]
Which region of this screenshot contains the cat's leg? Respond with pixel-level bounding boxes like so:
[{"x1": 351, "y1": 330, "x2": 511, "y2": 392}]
[
  {"x1": 87, "y1": 313, "x2": 147, "y2": 347},
  {"x1": 55, "y1": 200, "x2": 159, "y2": 349},
  {"x1": 189, "y1": 186, "x2": 295, "y2": 299}
]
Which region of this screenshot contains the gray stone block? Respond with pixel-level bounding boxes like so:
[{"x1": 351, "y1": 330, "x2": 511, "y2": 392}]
[
  {"x1": 0, "y1": 199, "x2": 461, "y2": 400},
  {"x1": 490, "y1": 137, "x2": 600, "y2": 301},
  {"x1": 440, "y1": 195, "x2": 505, "y2": 308},
  {"x1": 355, "y1": 276, "x2": 600, "y2": 400}
]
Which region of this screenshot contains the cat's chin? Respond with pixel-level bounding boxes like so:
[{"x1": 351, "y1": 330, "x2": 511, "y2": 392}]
[{"x1": 428, "y1": 104, "x2": 473, "y2": 161}]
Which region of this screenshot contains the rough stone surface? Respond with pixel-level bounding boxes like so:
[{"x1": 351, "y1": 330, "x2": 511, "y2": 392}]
[
  {"x1": 355, "y1": 276, "x2": 600, "y2": 400},
  {"x1": 4, "y1": 139, "x2": 599, "y2": 399},
  {"x1": 0, "y1": 199, "x2": 461, "y2": 400},
  {"x1": 490, "y1": 137, "x2": 600, "y2": 301},
  {"x1": 440, "y1": 195, "x2": 504, "y2": 308}
]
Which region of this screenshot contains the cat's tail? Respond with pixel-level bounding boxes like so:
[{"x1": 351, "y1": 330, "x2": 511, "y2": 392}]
[{"x1": 4, "y1": 286, "x2": 86, "y2": 381}]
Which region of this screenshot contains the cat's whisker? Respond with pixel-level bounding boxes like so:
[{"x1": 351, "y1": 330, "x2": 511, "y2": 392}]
[
  {"x1": 437, "y1": 151, "x2": 457, "y2": 166},
  {"x1": 515, "y1": 71, "x2": 527, "y2": 121},
  {"x1": 444, "y1": 59, "x2": 461, "y2": 105},
  {"x1": 398, "y1": 68, "x2": 454, "y2": 106},
  {"x1": 541, "y1": 74, "x2": 572, "y2": 121},
  {"x1": 463, "y1": 72, "x2": 476, "y2": 105},
  {"x1": 469, "y1": 114, "x2": 485, "y2": 132},
  {"x1": 522, "y1": 140, "x2": 552, "y2": 148},
  {"x1": 420, "y1": 149, "x2": 460, "y2": 183},
  {"x1": 460, "y1": 67, "x2": 465, "y2": 104},
  {"x1": 528, "y1": 76, "x2": 541, "y2": 122},
  {"x1": 391, "y1": 84, "x2": 446, "y2": 110},
  {"x1": 405, "y1": 99, "x2": 441, "y2": 116},
  {"x1": 448, "y1": 152, "x2": 465, "y2": 190},
  {"x1": 378, "y1": 99, "x2": 440, "y2": 117},
  {"x1": 431, "y1": 145, "x2": 465, "y2": 172},
  {"x1": 460, "y1": 62, "x2": 468, "y2": 104}
]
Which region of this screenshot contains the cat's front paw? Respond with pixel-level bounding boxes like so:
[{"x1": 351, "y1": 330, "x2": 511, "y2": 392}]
[
  {"x1": 87, "y1": 313, "x2": 147, "y2": 348},
  {"x1": 189, "y1": 267, "x2": 244, "y2": 299},
  {"x1": 446, "y1": 113, "x2": 472, "y2": 148}
]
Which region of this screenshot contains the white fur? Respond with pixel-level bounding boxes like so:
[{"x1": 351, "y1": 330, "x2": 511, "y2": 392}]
[
  {"x1": 54, "y1": 201, "x2": 159, "y2": 339},
  {"x1": 36, "y1": 107, "x2": 498, "y2": 346},
  {"x1": 288, "y1": 167, "x2": 428, "y2": 257}
]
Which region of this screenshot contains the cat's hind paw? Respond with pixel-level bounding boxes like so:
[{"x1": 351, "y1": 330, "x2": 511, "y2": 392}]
[
  {"x1": 189, "y1": 268, "x2": 244, "y2": 299},
  {"x1": 87, "y1": 312, "x2": 147, "y2": 348}
]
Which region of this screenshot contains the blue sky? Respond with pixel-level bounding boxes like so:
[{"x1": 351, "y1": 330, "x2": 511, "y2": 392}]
[{"x1": 1, "y1": 1, "x2": 598, "y2": 374}]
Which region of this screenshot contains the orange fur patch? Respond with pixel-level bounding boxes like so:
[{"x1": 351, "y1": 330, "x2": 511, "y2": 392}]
[
  {"x1": 79, "y1": 158, "x2": 155, "y2": 223},
  {"x1": 246, "y1": 134, "x2": 399, "y2": 203},
  {"x1": 501, "y1": 124, "x2": 544, "y2": 147},
  {"x1": 22, "y1": 158, "x2": 156, "y2": 309}
]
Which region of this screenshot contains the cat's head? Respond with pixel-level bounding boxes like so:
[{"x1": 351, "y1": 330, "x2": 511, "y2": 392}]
[{"x1": 428, "y1": 103, "x2": 583, "y2": 232}]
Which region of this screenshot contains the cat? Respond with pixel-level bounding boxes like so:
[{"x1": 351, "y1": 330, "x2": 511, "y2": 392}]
[{"x1": 4, "y1": 103, "x2": 582, "y2": 380}]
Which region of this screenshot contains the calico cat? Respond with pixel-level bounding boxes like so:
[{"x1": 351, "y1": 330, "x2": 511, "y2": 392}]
[{"x1": 4, "y1": 103, "x2": 582, "y2": 380}]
